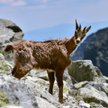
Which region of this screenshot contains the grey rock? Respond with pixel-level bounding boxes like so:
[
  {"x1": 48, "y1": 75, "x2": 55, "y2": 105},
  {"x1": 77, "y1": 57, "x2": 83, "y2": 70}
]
[
  {"x1": 0, "y1": 55, "x2": 12, "y2": 74},
  {"x1": 0, "y1": 53, "x2": 5, "y2": 60},
  {"x1": 103, "y1": 76, "x2": 108, "y2": 83},
  {"x1": 62, "y1": 106, "x2": 70, "y2": 108},
  {"x1": 0, "y1": 55, "x2": 108, "y2": 108},
  {"x1": 0, "y1": 19, "x2": 24, "y2": 49},
  {"x1": 101, "y1": 83, "x2": 108, "y2": 95},
  {"x1": 68, "y1": 60, "x2": 105, "y2": 83},
  {"x1": 0, "y1": 74, "x2": 59, "y2": 108},
  {"x1": 1, "y1": 105, "x2": 24, "y2": 108},
  {"x1": 36, "y1": 96, "x2": 56, "y2": 108},
  {"x1": 30, "y1": 69, "x2": 48, "y2": 81},
  {"x1": 90, "y1": 103, "x2": 106, "y2": 108},
  {"x1": 78, "y1": 84, "x2": 108, "y2": 107},
  {"x1": 74, "y1": 81, "x2": 88, "y2": 89},
  {"x1": 79, "y1": 101, "x2": 90, "y2": 108}
]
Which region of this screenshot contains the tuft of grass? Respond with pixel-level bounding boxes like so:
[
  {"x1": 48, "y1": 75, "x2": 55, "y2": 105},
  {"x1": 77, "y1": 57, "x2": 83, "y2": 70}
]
[
  {"x1": 0, "y1": 91, "x2": 9, "y2": 106},
  {"x1": 0, "y1": 50, "x2": 5, "y2": 55},
  {"x1": 0, "y1": 59, "x2": 12, "y2": 74}
]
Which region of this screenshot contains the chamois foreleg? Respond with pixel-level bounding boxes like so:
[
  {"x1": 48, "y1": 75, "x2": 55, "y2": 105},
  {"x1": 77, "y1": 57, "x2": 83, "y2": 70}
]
[
  {"x1": 55, "y1": 69, "x2": 64, "y2": 103},
  {"x1": 47, "y1": 71, "x2": 55, "y2": 94}
]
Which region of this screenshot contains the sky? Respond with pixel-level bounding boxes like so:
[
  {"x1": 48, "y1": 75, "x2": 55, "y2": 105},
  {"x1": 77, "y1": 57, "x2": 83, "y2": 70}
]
[{"x1": 0, "y1": 0, "x2": 108, "y2": 40}]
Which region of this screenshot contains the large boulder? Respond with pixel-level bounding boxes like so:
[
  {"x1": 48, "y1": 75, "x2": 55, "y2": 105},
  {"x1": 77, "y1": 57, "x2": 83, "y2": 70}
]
[
  {"x1": 76, "y1": 83, "x2": 108, "y2": 107},
  {"x1": 68, "y1": 60, "x2": 105, "y2": 83},
  {"x1": 0, "y1": 19, "x2": 24, "y2": 49},
  {"x1": 0, "y1": 75, "x2": 58, "y2": 108}
]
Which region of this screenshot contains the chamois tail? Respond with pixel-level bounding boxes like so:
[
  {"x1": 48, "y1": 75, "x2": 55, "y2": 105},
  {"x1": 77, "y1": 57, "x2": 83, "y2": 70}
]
[{"x1": 4, "y1": 45, "x2": 14, "y2": 52}]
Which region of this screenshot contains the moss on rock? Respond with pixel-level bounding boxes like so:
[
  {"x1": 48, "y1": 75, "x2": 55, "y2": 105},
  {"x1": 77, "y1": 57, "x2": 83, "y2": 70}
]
[
  {"x1": 0, "y1": 60, "x2": 11, "y2": 74},
  {"x1": 0, "y1": 91, "x2": 9, "y2": 106},
  {"x1": 0, "y1": 52, "x2": 13, "y2": 74}
]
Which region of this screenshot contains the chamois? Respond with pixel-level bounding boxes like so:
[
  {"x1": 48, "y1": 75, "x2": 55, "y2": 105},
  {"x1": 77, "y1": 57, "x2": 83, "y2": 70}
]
[{"x1": 5, "y1": 20, "x2": 91, "y2": 103}]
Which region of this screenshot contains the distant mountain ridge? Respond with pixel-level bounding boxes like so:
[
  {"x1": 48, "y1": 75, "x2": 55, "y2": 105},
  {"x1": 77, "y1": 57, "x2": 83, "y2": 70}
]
[{"x1": 72, "y1": 27, "x2": 108, "y2": 76}]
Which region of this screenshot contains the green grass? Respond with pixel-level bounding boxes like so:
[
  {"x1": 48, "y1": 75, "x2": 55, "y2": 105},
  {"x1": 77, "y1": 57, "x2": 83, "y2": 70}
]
[
  {"x1": 0, "y1": 50, "x2": 5, "y2": 55},
  {"x1": 0, "y1": 60, "x2": 10, "y2": 74},
  {"x1": 0, "y1": 91, "x2": 9, "y2": 106},
  {"x1": 0, "y1": 57, "x2": 12, "y2": 74}
]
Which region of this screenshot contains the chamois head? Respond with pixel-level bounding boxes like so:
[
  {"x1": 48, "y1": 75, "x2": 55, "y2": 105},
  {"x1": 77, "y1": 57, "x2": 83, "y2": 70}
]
[
  {"x1": 74, "y1": 20, "x2": 91, "y2": 44},
  {"x1": 12, "y1": 64, "x2": 29, "y2": 79},
  {"x1": 5, "y1": 42, "x2": 34, "y2": 79}
]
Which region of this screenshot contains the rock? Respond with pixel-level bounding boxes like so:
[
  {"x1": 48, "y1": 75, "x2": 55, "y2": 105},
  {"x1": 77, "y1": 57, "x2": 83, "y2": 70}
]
[
  {"x1": 90, "y1": 103, "x2": 106, "y2": 108},
  {"x1": 30, "y1": 69, "x2": 48, "y2": 81},
  {"x1": 0, "y1": 91, "x2": 9, "y2": 106},
  {"x1": 78, "y1": 84, "x2": 108, "y2": 107},
  {"x1": 0, "y1": 53, "x2": 5, "y2": 60},
  {"x1": 74, "y1": 81, "x2": 88, "y2": 89},
  {"x1": 68, "y1": 60, "x2": 105, "y2": 83},
  {"x1": 103, "y1": 76, "x2": 108, "y2": 83},
  {"x1": 0, "y1": 19, "x2": 24, "y2": 49},
  {"x1": 63, "y1": 70, "x2": 73, "y2": 90},
  {"x1": 88, "y1": 82, "x2": 108, "y2": 93},
  {"x1": 1, "y1": 105, "x2": 24, "y2": 108},
  {"x1": 0, "y1": 74, "x2": 60, "y2": 108},
  {"x1": 79, "y1": 101, "x2": 90, "y2": 108},
  {"x1": 101, "y1": 83, "x2": 108, "y2": 95},
  {"x1": 36, "y1": 96, "x2": 56, "y2": 108},
  {"x1": 0, "y1": 55, "x2": 108, "y2": 108},
  {"x1": 68, "y1": 79, "x2": 108, "y2": 107},
  {"x1": 62, "y1": 106, "x2": 70, "y2": 108},
  {"x1": 0, "y1": 54, "x2": 12, "y2": 74}
]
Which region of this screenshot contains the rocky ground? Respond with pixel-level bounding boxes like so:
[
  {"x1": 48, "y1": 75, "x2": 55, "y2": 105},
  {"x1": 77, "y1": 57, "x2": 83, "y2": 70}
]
[
  {"x1": 0, "y1": 52, "x2": 108, "y2": 108},
  {"x1": 0, "y1": 19, "x2": 108, "y2": 108}
]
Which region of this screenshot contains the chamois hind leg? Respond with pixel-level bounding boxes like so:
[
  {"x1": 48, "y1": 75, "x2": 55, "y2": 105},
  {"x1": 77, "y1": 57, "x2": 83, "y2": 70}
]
[
  {"x1": 55, "y1": 69, "x2": 64, "y2": 103},
  {"x1": 47, "y1": 71, "x2": 55, "y2": 94}
]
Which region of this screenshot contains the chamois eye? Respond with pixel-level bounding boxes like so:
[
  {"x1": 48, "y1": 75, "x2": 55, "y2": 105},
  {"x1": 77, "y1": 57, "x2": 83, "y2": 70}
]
[{"x1": 76, "y1": 40, "x2": 80, "y2": 43}]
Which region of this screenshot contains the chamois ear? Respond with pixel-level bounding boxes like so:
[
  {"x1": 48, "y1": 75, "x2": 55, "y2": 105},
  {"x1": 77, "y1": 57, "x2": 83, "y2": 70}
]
[
  {"x1": 75, "y1": 19, "x2": 79, "y2": 30},
  {"x1": 83, "y1": 27, "x2": 87, "y2": 32},
  {"x1": 86, "y1": 26, "x2": 91, "y2": 32}
]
